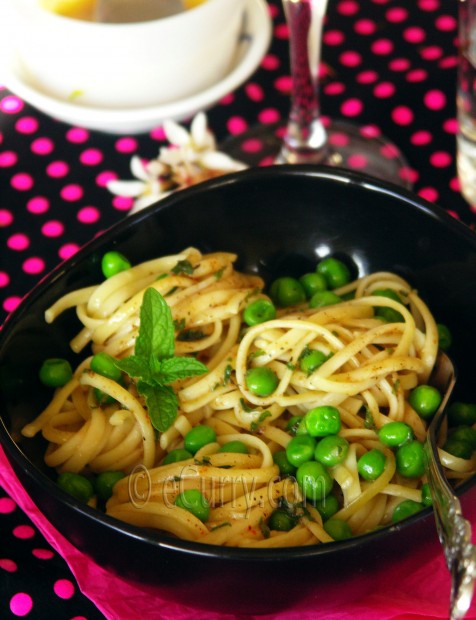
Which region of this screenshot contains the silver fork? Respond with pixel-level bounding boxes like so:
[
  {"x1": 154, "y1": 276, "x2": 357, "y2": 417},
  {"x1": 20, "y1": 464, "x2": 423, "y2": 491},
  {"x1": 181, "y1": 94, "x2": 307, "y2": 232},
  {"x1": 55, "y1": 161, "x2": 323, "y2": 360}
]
[{"x1": 425, "y1": 351, "x2": 476, "y2": 619}]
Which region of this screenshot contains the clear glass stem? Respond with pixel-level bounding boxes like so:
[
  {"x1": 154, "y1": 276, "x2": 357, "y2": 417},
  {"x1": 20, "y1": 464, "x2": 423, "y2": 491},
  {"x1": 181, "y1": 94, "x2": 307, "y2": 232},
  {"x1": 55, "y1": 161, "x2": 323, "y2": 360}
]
[{"x1": 277, "y1": 0, "x2": 330, "y2": 164}]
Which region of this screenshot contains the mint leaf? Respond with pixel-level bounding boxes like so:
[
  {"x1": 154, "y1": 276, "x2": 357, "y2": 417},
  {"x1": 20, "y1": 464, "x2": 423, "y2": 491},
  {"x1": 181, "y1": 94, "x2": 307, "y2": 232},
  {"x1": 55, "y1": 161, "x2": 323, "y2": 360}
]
[
  {"x1": 114, "y1": 287, "x2": 209, "y2": 434},
  {"x1": 135, "y1": 288, "x2": 174, "y2": 360},
  {"x1": 139, "y1": 382, "x2": 178, "y2": 433},
  {"x1": 158, "y1": 357, "x2": 208, "y2": 384},
  {"x1": 115, "y1": 355, "x2": 151, "y2": 380}
]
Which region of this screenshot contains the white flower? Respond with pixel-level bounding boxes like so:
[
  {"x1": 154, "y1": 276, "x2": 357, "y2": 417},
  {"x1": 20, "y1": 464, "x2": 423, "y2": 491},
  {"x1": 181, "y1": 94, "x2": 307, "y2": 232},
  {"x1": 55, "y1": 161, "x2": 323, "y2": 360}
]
[
  {"x1": 107, "y1": 156, "x2": 172, "y2": 212},
  {"x1": 107, "y1": 112, "x2": 247, "y2": 215}
]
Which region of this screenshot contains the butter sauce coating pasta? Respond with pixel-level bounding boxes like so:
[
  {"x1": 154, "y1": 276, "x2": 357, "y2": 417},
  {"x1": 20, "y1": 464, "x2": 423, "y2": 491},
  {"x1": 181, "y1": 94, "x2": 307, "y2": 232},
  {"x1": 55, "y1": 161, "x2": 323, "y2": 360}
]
[{"x1": 22, "y1": 248, "x2": 476, "y2": 547}]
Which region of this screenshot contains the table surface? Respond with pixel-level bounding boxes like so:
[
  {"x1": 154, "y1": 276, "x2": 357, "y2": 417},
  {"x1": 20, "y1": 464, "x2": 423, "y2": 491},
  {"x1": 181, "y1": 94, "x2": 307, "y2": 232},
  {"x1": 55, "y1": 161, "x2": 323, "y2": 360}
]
[{"x1": 1, "y1": 1, "x2": 475, "y2": 619}]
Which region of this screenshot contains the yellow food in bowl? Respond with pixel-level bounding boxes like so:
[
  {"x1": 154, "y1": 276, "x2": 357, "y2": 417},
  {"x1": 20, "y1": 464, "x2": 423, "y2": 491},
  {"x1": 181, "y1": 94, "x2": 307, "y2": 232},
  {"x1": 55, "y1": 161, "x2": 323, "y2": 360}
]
[
  {"x1": 40, "y1": 0, "x2": 96, "y2": 20},
  {"x1": 40, "y1": 0, "x2": 207, "y2": 21},
  {"x1": 183, "y1": 0, "x2": 207, "y2": 7}
]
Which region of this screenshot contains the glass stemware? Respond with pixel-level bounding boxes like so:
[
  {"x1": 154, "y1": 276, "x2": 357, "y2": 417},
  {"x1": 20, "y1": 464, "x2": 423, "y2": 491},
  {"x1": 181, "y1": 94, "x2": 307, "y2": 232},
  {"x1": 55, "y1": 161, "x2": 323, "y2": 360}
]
[{"x1": 223, "y1": 0, "x2": 411, "y2": 188}]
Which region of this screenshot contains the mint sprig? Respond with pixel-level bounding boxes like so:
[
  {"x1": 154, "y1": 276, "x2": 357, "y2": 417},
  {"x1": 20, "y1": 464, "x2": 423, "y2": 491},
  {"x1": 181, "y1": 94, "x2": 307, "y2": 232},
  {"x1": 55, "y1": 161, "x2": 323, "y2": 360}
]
[{"x1": 115, "y1": 287, "x2": 208, "y2": 432}]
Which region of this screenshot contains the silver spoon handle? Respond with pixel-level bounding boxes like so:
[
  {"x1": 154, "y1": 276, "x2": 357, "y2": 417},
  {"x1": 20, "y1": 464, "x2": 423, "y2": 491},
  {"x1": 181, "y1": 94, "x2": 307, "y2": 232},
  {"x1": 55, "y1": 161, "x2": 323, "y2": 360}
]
[
  {"x1": 425, "y1": 352, "x2": 476, "y2": 619},
  {"x1": 425, "y1": 442, "x2": 476, "y2": 619}
]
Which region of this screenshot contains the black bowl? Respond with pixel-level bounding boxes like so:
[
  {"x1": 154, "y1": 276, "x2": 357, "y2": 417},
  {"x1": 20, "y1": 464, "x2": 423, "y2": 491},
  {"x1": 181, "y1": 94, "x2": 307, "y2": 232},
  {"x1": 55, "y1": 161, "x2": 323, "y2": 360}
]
[{"x1": 1, "y1": 165, "x2": 476, "y2": 615}]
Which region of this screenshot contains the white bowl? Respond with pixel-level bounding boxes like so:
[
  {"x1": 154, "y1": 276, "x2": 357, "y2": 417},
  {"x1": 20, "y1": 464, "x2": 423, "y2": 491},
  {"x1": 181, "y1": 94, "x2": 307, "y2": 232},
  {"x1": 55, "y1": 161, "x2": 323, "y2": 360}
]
[
  {"x1": 0, "y1": 0, "x2": 245, "y2": 109},
  {"x1": 0, "y1": 0, "x2": 271, "y2": 134}
]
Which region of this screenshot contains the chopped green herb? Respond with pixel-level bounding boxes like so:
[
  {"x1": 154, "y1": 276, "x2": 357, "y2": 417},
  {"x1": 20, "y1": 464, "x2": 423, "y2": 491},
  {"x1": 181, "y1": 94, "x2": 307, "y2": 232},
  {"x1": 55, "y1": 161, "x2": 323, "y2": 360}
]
[
  {"x1": 364, "y1": 407, "x2": 376, "y2": 430},
  {"x1": 250, "y1": 410, "x2": 272, "y2": 432},
  {"x1": 115, "y1": 288, "x2": 208, "y2": 432},
  {"x1": 259, "y1": 517, "x2": 271, "y2": 539},
  {"x1": 68, "y1": 89, "x2": 84, "y2": 101},
  {"x1": 210, "y1": 522, "x2": 231, "y2": 531},
  {"x1": 177, "y1": 329, "x2": 207, "y2": 341},
  {"x1": 173, "y1": 318, "x2": 186, "y2": 332},
  {"x1": 278, "y1": 498, "x2": 310, "y2": 521},
  {"x1": 223, "y1": 364, "x2": 233, "y2": 385},
  {"x1": 194, "y1": 455, "x2": 211, "y2": 466},
  {"x1": 240, "y1": 398, "x2": 254, "y2": 413},
  {"x1": 215, "y1": 268, "x2": 225, "y2": 280},
  {"x1": 248, "y1": 349, "x2": 266, "y2": 361},
  {"x1": 171, "y1": 260, "x2": 194, "y2": 275}
]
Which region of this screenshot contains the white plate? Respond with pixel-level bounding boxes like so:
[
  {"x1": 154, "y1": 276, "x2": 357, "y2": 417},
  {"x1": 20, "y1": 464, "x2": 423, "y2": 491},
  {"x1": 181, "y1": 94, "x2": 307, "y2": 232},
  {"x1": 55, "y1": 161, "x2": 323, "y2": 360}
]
[{"x1": 0, "y1": 0, "x2": 271, "y2": 134}]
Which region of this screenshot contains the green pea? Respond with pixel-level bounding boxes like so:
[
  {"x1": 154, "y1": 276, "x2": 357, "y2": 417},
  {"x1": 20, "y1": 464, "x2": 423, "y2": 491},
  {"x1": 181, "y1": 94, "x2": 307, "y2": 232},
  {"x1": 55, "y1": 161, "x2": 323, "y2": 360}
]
[
  {"x1": 378, "y1": 421, "x2": 414, "y2": 448},
  {"x1": 447, "y1": 402, "x2": 476, "y2": 427},
  {"x1": 316, "y1": 257, "x2": 351, "y2": 289},
  {"x1": 443, "y1": 437, "x2": 473, "y2": 460},
  {"x1": 184, "y1": 425, "x2": 217, "y2": 455},
  {"x1": 285, "y1": 435, "x2": 317, "y2": 467},
  {"x1": 163, "y1": 448, "x2": 193, "y2": 464},
  {"x1": 409, "y1": 385, "x2": 442, "y2": 419},
  {"x1": 392, "y1": 499, "x2": 423, "y2": 523},
  {"x1": 372, "y1": 288, "x2": 404, "y2": 323},
  {"x1": 57, "y1": 472, "x2": 94, "y2": 503},
  {"x1": 314, "y1": 435, "x2": 349, "y2": 467},
  {"x1": 304, "y1": 406, "x2": 341, "y2": 437},
  {"x1": 90, "y1": 352, "x2": 122, "y2": 382},
  {"x1": 101, "y1": 251, "x2": 131, "y2": 279},
  {"x1": 273, "y1": 450, "x2": 297, "y2": 477},
  {"x1": 315, "y1": 493, "x2": 340, "y2": 521},
  {"x1": 299, "y1": 348, "x2": 328, "y2": 375},
  {"x1": 245, "y1": 366, "x2": 279, "y2": 397},
  {"x1": 437, "y1": 323, "x2": 452, "y2": 351},
  {"x1": 175, "y1": 489, "x2": 210, "y2": 522},
  {"x1": 324, "y1": 518, "x2": 353, "y2": 540},
  {"x1": 357, "y1": 449, "x2": 386, "y2": 481},
  {"x1": 269, "y1": 277, "x2": 306, "y2": 308},
  {"x1": 296, "y1": 460, "x2": 333, "y2": 501},
  {"x1": 396, "y1": 441, "x2": 425, "y2": 478},
  {"x1": 286, "y1": 415, "x2": 305, "y2": 436},
  {"x1": 39, "y1": 358, "x2": 73, "y2": 388},
  {"x1": 421, "y1": 482, "x2": 433, "y2": 507},
  {"x1": 299, "y1": 272, "x2": 327, "y2": 299},
  {"x1": 219, "y1": 440, "x2": 249, "y2": 454},
  {"x1": 449, "y1": 426, "x2": 476, "y2": 449},
  {"x1": 243, "y1": 299, "x2": 276, "y2": 326},
  {"x1": 95, "y1": 471, "x2": 125, "y2": 502},
  {"x1": 268, "y1": 509, "x2": 295, "y2": 532},
  {"x1": 309, "y1": 290, "x2": 341, "y2": 309}
]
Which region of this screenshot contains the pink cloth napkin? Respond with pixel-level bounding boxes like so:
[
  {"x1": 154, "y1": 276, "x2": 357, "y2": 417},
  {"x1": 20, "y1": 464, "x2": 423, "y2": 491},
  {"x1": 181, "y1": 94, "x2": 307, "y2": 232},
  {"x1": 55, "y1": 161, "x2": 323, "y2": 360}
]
[{"x1": 1, "y1": 445, "x2": 476, "y2": 620}]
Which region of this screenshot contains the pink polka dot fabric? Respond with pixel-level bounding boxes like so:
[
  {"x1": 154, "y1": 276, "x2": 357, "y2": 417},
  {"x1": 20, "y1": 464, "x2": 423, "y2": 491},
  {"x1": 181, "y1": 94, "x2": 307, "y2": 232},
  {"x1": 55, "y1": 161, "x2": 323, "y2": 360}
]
[
  {"x1": 0, "y1": 484, "x2": 104, "y2": 619},
  {"x1": 0, "y1": 1, "x2": 474, "y2": 619}
]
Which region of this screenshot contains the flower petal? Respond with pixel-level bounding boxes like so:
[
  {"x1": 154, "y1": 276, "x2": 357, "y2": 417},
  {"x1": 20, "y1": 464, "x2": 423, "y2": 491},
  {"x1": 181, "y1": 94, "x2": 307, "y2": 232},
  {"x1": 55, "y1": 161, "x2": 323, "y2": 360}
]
[
  {"x1": 163, "y1": 119, "x2": 191, "y2": 146},
  {"x1": 146, "y1": 159, "x2": 169, "y2": 177},
  {"x1": 106, "y1": 179, "x2": 146, "y2": 197},
  {"x1": 130, "y1": 155, "x2": 150, "y2": 181},
  {"x1": 200, "y1": 151, "x2": 248, "y2": 171},
  {"x1": 190, "y1": 112, "x2": 208, "y2": 146},
  {"x1": 129, "y1": 191, "x2": 171, "y2": 215}
]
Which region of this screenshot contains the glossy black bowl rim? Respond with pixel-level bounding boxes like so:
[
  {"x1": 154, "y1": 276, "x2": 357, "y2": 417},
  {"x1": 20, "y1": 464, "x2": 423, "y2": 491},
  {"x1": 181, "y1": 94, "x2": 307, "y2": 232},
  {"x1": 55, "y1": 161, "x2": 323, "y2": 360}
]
[{"x1": 1, "y1": 164, "x2": 475, "y2": 562}]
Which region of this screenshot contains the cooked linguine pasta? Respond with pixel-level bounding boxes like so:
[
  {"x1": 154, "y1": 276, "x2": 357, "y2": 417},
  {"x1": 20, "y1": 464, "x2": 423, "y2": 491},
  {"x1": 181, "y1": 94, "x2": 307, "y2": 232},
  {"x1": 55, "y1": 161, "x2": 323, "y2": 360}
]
[{"x1": 22, "y1": 248, "x2": 476, "y2": 547}]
